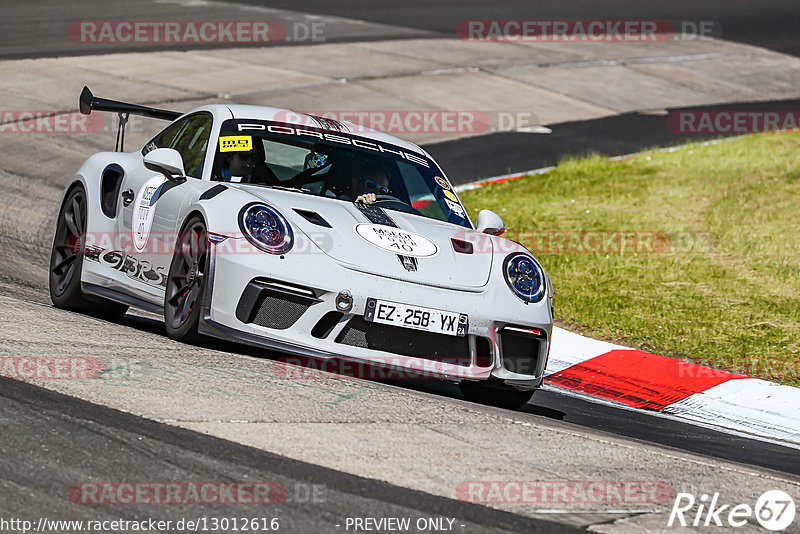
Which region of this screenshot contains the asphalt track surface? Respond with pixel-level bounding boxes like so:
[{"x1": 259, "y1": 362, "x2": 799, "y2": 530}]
[
  {"x1": 0, "y1": 378, "x2": 575, "y2": 533},
  {"x1": 0, "y1": 0, "x2": 433, "y2": 60},
  {"x1": 384, "y1": 376, "x2": 800, "y2": 476},
  {"x1": 235, "y1": 0, "x2": 800, "y2": 58},
  {"x1": 2, "y1": 1, "x2": 799, "y2": 531},
  {"x1": 3, "y1": 0, "x2": 799, "y2": 58},
  {"x1": 528, "y1": 389, "x2": 800, "y2": 477},
  {"x1": 1, "y1": 345, "x2": 797, "y2": 528},
  {"x1": 424, "y1": 98, "x2": 800, "y2": 184},
  {"x1": 3, "y1": 0, "x2": 799, "y2": 183}
]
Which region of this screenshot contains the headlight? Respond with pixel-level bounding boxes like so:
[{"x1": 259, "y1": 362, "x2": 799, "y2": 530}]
[
  {"x1": 238, "y1": 203, "x2": 293, "y2": 254},
  {"x1": 503, "y1": 253, "x2": 546, "y2": 303}
]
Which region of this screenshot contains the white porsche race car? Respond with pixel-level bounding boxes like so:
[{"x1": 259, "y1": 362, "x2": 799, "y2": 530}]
[{"x1": 49, "y1": 87, "x2": 554, "y2": 409}]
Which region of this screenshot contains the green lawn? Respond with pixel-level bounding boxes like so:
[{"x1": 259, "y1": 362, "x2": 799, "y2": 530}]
[{"x1": 459, "y1": 132, "x2": 800, "y2": 385}]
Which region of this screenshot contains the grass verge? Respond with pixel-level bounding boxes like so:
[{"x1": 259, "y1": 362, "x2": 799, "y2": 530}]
[{"x1": 459, "y1": 131, "x2": 800, "y2": 385}]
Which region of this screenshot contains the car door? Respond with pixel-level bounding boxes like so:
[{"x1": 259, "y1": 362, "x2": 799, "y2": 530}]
[{"x1": 116, "y1": 112, "x2": 213, "y2": 301}]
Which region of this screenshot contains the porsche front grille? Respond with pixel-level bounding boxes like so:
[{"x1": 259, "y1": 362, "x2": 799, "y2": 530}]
[
  {"x1": 335, "y1": 317, "x2": 470, "y2": 365},
  {"x1": 499, "y1": 326, "x2": 546, "y2": 375},
  {"x1": 236, "y1": 279, "x2": 320, "y2": 330},
  {"x1": 251, "y1": 294, "x2": 311, "y2": 330}
]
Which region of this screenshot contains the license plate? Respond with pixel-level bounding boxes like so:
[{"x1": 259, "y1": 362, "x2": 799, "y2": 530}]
[{"x1": 364, "y1": 297, "x2": 468, "y2": 337}]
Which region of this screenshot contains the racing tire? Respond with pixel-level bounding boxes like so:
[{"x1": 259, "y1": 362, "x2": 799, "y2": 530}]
[
  {"x1": 460, "y1": 381, "x2": 535, "y2": 410},
  {"x1": 164, "y1": 215, "x2": 209, "y2": 342},
  {"x1": 49, "y1": 185, "x2": 129, "y2": 319}
]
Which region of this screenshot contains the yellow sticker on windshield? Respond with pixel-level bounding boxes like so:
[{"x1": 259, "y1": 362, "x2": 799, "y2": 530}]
[
  {"x1": 443, "y1": 189, "x2": 458, "y2": 202},
  {"x1": 219, "y1": 136, "x2": 252, "y2": 152}
]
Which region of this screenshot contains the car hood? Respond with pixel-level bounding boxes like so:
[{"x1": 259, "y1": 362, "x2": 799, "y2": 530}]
[{"x1": 239, "y1": 186, "x2": 493, "y2": 290}]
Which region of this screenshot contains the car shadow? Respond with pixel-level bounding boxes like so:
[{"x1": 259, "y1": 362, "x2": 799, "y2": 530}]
[{"x1": 118, "y1": 311, "x2": 566, "y2": 417}]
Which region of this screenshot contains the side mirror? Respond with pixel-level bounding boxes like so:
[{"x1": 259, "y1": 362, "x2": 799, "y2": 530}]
[
  {"x1": 476, "y1": 209, "x2": 505, "y2": 236},
  {"x1": 144, "y1": 148, "x2": 186, "y2": 183}
]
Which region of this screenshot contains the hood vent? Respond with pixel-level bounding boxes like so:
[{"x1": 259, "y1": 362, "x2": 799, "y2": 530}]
[
  {"x1": 293, "y1": 208, "x2": 332, "y2": 228},
  {"x1": 451, "y1": 238, "x2": 473, "y2": 254}
]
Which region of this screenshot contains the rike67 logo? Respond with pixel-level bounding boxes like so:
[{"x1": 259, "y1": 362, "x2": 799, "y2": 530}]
[{"x1": 669, "y1": 490, "x2": 796, "y2": 531}]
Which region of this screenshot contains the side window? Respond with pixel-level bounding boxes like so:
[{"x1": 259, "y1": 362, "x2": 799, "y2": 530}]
[
  {"x1": 142, "y1": 120, "x2": 184, "y2": 155},
  {"x1": 141, "y1": 113, "x2": 212, "y2": 179}
]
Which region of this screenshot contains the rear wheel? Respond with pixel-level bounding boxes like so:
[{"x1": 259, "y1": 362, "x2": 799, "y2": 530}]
[
  {"x1": 49, "y1": 185, "x2": 128, "y2": 318},
  {"x1": 164, "y1": 216, "x2": 209, "y2": 342},
  {"x1": 460, "y1": 381, "x2": 535, "y2": 410}
]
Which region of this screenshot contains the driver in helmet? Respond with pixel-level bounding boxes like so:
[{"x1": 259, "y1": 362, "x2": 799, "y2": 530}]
[
  {"x1": 217, "y1": 141, "x2": 280, "y2": 185},
  {"x1": 352, "y1": 165, "x2": 390, "y2": 204},
  {"x1": 221, "y1": 147, "x2": 259, "y2": 182}
]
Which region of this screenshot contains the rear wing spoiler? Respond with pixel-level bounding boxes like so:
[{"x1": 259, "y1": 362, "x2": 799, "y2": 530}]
[
  {"x1": 79, "y1": 86, "x2": 181, "y2": 121},
  {"x1": 79, "y1": 86, "x2": 182, "y2": 151}
]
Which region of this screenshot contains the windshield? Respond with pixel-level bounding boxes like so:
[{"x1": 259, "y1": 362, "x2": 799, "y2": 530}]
[{"x1": 211, "y1": 119, "x2": 471, "y2": 229}]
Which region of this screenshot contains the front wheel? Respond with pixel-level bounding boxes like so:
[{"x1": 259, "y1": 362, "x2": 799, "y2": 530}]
[
  {"x1": 49, "y1": 185, "x2": 128, "y2": 318},
  {"x1": 460, "y1": 381, "x2": 535, "y2": 410},
  {"x1": 164, "y1": 216, "x2": 209, "y2": 342}
]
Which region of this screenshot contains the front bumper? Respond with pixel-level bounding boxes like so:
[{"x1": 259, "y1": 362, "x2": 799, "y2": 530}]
[{"x1": 200, "y1": 241, "x2": 552, "y2": 389}]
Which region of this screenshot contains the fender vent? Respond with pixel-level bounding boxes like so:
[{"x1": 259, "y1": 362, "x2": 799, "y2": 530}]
[
  {"x1": 100, "y1": 164, "x2": 124, "y2": 218},
  {"x1": 200, "y1": 184, "x2": 228, "y2": 200}
]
